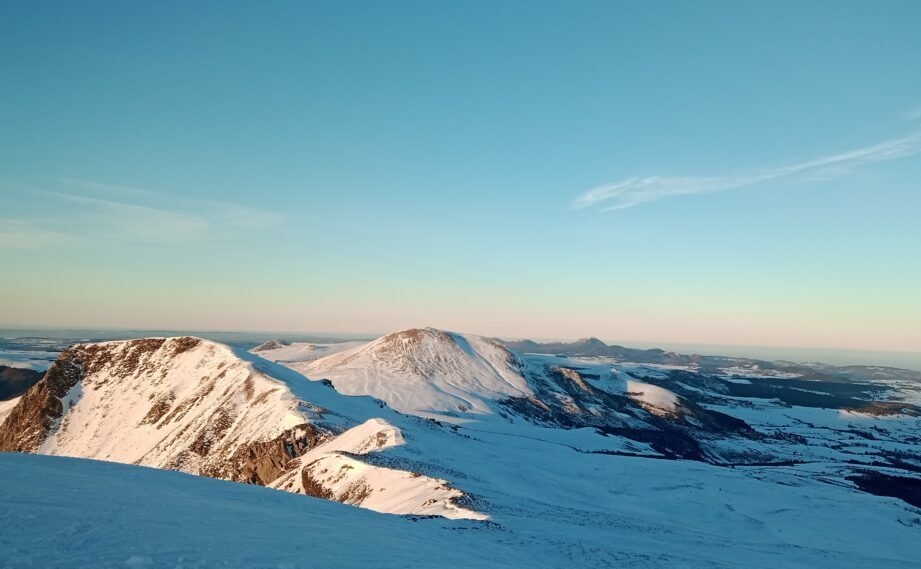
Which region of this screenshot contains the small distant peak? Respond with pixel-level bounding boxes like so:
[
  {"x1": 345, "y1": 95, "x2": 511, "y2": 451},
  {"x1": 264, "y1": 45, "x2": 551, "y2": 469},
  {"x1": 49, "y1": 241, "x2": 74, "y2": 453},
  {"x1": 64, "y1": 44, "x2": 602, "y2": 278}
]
[
  {"x1": 252, "y1": 339, "x2": 291, "y2": 352},
  {"x1": 576, "y1": 337, "x2": 608, "y2": 347}
]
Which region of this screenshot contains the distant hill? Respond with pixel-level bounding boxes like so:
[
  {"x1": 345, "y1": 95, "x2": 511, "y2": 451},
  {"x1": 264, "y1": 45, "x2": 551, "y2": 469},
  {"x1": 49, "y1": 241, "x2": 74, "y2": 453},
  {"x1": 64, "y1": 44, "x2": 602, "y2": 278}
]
[{"x1": 0, "y1": 365, "x2": 43, "y2": 400}]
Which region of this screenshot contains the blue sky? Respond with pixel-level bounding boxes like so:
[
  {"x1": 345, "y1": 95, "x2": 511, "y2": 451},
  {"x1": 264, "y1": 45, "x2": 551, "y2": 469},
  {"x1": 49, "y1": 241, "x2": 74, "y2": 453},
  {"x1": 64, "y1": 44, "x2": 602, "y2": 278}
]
[{"x1": 2, "y1": 1, "x2": 920, "y2": 351}]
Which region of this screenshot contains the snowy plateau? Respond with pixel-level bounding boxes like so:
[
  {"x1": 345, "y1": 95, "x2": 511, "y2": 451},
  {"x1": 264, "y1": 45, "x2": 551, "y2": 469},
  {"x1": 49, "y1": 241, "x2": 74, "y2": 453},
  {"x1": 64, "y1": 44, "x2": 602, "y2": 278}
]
[{"x1": 1, "y1": 328, "x2": 920, "y2": 568}]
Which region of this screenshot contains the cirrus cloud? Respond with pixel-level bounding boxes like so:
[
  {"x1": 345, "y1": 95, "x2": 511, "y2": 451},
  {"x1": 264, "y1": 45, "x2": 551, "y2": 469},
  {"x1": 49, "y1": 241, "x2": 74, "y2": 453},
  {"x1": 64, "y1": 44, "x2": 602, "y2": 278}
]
[{"x1": 575, "y1": 130, "x2": 921, "y2": 211}]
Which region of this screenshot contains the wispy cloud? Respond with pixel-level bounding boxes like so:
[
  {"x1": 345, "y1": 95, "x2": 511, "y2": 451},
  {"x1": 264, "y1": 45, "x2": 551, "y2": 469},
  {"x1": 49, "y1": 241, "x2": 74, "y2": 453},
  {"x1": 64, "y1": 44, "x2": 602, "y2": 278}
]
[
  {"x1": 0, "y1": 219, "x2": 73, "y2": 250},
  {"x1": 575, "y1": 130, "x2": 921, "y2": 211},
  {"x1": 0, "y1": 178, "x2": 286, "y2": 248}
]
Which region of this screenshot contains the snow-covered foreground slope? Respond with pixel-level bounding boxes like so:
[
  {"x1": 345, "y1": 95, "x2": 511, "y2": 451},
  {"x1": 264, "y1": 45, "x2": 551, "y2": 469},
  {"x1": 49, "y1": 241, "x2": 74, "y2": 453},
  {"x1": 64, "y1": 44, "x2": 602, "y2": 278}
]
[
  {"x1": 4, "y1": 437, "x2": 920, "y2": 569},
  {"x1": 0, "y1": 454, "x2": 504, "y2": 569}
]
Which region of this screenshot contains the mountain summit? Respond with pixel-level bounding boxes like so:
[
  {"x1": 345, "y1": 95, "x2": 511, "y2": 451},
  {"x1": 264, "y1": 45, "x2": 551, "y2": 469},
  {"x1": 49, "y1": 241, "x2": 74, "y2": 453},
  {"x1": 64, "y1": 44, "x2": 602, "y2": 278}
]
[{"x1": 304, "y1": 328, "x2": 531, "y2": 420}]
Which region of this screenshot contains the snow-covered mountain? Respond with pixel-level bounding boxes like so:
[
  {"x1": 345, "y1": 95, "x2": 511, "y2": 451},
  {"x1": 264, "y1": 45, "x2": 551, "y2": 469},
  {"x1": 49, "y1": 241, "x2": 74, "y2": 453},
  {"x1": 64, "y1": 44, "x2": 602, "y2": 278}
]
[
  {"x1": 283, "y1": 328, "x2": 761, "y2": 461},
  {"x1": 267, "y1": 327, "x2": 921, "y2": 492},
  {"x1": 0, "y1": 338, "x2": 321, "y2": 480},
  {"x1": 300, "y1": 328, "x2": 532, "y2": 420},
  {"x1": 0, "y1": 336, "x2": 482, "y2": 519},
  {"x1": 2, "y1": 328, "x2": 921, "y2": 568}
]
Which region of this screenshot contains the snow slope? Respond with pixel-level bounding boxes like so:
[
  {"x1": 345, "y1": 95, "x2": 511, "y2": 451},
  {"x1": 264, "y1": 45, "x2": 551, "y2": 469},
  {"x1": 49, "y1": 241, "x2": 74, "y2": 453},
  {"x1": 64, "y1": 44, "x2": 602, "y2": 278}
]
[
  {"x1": 0, "y1": 396, "x2": 19, "y2": 422},
  {"x1": 0, "y1": 454, "x2": 508, "y2": 569},
  {"x1": 625, "y1": 380, "x2": 679, "y2": 416},
  {"x1": 4, "y1": 437, "x2": 921, "y2": 569}
]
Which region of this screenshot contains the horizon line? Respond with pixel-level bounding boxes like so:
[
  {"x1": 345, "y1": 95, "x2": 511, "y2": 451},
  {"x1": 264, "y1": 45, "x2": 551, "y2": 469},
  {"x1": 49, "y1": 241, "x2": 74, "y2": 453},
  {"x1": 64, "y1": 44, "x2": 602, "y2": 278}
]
[{"x1": 2, "y1": 323, "x2": 919, "y2": 357}]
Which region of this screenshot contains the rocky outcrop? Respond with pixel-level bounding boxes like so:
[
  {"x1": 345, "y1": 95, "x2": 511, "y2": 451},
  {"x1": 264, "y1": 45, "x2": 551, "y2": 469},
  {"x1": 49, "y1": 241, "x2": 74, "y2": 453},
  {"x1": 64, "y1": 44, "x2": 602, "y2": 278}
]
[
  {"x1": 203, "y1": 424, "x2": 329, "y2": 485},
  {"x1": 0, "y1": 356, "x2": 83, "y2": 452}
]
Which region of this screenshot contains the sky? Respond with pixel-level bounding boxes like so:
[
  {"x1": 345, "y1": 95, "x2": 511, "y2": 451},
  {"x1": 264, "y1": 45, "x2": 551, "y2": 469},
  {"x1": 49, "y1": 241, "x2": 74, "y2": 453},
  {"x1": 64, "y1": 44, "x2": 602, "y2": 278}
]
[{"x1": 1, "y1": 1, "x2": 920, "y2": 352}]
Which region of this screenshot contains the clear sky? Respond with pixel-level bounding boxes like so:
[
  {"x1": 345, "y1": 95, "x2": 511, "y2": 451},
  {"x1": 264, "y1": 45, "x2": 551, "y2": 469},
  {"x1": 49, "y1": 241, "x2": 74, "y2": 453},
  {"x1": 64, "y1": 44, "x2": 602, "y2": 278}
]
[{"x1": 2, "y1": 1, "x2": 920, "y2": 351}]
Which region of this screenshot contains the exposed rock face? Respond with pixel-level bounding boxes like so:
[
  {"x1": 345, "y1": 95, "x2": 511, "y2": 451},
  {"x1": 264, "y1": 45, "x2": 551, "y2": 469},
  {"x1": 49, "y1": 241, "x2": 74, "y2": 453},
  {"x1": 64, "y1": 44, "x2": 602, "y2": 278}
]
[
  {"x1": 205, "y1": 424, "x2": 328, "y2": 485},
  {"x1": 0, "y1": 337, "x2": 330, "y2": 485},
  {"x1": 0, "y1": 356, "x2": 83, "y2": 452}
]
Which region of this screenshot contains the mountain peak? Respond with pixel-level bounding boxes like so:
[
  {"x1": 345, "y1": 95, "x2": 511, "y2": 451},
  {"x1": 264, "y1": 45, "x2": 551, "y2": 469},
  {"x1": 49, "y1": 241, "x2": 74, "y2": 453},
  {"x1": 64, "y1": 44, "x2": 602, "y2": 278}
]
[
  {"x1": 306, "y1": 328, "x2": 530, "y2": 419},
  {"x1": 576, "y1": 337, "x2": 608, "y2": 347},
  {"x1": 380, "y1": 327, "x2": 452, "y2": 343}
]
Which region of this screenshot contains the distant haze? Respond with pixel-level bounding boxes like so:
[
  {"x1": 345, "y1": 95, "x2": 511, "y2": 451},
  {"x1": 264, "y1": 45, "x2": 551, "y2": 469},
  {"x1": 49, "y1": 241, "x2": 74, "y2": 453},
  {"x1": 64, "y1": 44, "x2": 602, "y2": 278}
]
[{"x1": 2, "y1": 328, "x2": 920, "y2": 373}]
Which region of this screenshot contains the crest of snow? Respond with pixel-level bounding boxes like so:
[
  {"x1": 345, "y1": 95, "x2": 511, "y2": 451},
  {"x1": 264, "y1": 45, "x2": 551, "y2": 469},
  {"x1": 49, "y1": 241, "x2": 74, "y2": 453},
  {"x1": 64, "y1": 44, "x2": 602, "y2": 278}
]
[
  {"x1": 270, "y1": 418, "x2": 485, "y2": 520},
  {"x1": 625, "y1": 380, "x2": 679, "y2": 415},
  {"x1": 303, "y1": 328, "x2": 533, "y2": 421}
]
